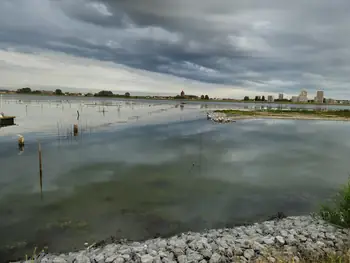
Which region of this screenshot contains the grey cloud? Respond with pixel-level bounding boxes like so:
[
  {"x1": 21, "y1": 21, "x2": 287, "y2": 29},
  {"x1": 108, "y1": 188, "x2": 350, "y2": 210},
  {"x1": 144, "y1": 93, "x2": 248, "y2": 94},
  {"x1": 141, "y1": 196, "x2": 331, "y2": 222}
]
[{"x1": 0, "y1": 0, "x2": 350, "y2": 97}]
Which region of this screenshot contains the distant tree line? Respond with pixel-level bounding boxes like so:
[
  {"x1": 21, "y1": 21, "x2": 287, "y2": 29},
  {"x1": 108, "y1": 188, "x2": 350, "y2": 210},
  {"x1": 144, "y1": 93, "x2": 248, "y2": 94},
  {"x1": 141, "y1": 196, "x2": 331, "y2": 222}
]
[
  {"x1": 243, "y1": 96, "x2": 267, "y2": 101},
  {"x1": 94, "y1": 90, "x2": 131, "y2": 98},
  {"x1": 174, "y1": 94, "x2": 204, "y2": 100},
  {"x1": 16, "y1": 87, "x2": 82, "y2": 96}
]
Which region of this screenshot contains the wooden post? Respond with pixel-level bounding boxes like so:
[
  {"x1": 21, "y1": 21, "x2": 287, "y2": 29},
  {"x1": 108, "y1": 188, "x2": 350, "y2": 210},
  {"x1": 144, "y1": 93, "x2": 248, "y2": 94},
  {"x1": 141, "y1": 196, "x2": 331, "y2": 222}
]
[
  {"x1": 18, "y1": 135, "x2": 24, "y2": 147},
  {"x1": 38, "y1": 141, "x2": 43, "y2": 200}
]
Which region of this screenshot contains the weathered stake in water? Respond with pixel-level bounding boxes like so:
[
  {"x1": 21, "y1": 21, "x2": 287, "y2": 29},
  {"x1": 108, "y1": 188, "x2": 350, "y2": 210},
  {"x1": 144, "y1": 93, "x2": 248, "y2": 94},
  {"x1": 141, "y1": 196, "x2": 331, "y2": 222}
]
[{"x1": 38, "y1": 141, "x2": 43, "y2": 200}]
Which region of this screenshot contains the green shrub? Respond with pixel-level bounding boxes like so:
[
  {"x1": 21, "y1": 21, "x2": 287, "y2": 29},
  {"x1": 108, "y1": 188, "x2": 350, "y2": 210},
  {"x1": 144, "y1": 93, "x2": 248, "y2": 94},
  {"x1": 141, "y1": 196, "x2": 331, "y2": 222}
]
[{"x1": 319, "y1": 177, "x2": 350, "y2": 228}]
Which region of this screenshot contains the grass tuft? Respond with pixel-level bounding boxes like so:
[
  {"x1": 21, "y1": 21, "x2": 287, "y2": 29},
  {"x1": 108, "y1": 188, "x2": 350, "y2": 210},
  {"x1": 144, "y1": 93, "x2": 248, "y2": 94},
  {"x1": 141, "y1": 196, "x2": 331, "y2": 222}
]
[{"x1": 319, "y1": 176, "x2": 350, "y2": 228}]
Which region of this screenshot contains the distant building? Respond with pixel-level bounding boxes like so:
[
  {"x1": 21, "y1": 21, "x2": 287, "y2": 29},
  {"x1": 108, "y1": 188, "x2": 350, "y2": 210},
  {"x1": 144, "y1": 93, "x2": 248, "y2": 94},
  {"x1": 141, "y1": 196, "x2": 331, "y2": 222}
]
[
  {"x1": 337, "y1": 100, "x2": 350, "y2": 104},
  {"x1": 326, "y1": 98, "x2": 335, "y2": 104},
  {"x1": 267, "y1": 95, "x2": 274, "y2": 103},
  {"x1": 278, "y1": 93, "x2": 284, "y2": 100},
  {"x1": 298, "y1": 90, "x2": 308, "y2": 103},
  {"x1": 291, "y1": 96, "x2": 299, "y2": 103},
  {"x1": 315, "y1": 90, "x2": 324, "y2": 103},
  {"x1": 180, "y1": 90, "x2": 185, "y2": 97}
]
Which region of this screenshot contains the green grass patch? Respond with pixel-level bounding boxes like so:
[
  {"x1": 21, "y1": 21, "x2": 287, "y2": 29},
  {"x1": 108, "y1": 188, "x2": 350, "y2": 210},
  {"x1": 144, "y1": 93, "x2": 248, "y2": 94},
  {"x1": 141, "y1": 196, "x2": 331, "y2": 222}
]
[{"x1": 319, "y1": 177, "x2": 350, "y2": 228}]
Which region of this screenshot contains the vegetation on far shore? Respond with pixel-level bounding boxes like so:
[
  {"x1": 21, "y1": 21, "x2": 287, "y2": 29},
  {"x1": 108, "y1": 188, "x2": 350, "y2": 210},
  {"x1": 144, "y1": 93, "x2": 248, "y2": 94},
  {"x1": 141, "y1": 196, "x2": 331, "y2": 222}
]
[{"x1": 215, "y1": 109, "x2": 350, "y2": 118}]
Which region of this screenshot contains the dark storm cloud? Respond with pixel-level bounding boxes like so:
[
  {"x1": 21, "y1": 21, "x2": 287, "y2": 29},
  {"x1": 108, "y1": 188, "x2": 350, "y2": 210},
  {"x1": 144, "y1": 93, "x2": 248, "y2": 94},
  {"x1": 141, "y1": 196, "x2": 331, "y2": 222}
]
[{"x1": 0, "y1": 0, "x2": 350, "y2": 97}]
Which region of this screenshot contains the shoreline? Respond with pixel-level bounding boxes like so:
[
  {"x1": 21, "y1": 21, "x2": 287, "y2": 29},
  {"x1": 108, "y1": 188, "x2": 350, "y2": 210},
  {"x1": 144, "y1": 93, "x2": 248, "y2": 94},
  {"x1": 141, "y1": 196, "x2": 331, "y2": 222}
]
[
  {"x1": 210, "y1": 110, "x2": 350, "y2": 123},
  {"x1": 14, "y1": 216, "x2": 349, "y2": 263},
  {"x1": 1, "y1": 93, "x2": 347, "y2": 106},
  {"x1": 217, "y1": 115, "x2": 350, "y2": 122}
]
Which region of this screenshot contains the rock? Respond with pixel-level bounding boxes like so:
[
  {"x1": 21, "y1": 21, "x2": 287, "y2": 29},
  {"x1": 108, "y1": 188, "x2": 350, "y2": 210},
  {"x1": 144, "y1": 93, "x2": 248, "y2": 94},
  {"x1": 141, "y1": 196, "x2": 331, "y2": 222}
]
[
  {"x1": 239, "y1": 256, "x2": 248, "y2": 262},
  {"x1": 252, "y1": 241, "x2": 265, "y2": 251},
  {"x1": 209, "y1": 253, "x2": 221, "y2": 263},
  {"x1": 280, "y1": 230, "x2": 288, "y2": 237},
  {"x1": 267, "y1": 256, "x2": 276, "y2": 263},
  {"x1": 75, "y1": 254, "x2": 90, "y2": 263},
  {"x1": 93, "y1": 254, "x2": 104, "y2": 263},
  {"x1": 284, "y1": 245, "x2": 297, "y2": 256},
  {"x1": 118, "y1": 248, "x2": 131, "y2": 255},
  {"x1": 177, "y1": 255, "x2": 187, "y2": 263},
  {"x1": 121, "y1": 254, "x2": 130, "y2": 261},
  {"x1": 276, "y1": 236, "x2": 285, "y2": 245},
  {"x1": 326, "y1": 233, "x2": 336, "y2": 240},
  {"x1": 158, "y1": 240, "x2": 167, "y2": 249},
  {"x1": 293, "y1": 256, "x2": 300, "y2": 263},
  {"x1": 263, "y1": 237, "x2": 275, "y2": 245},
  {"x1": 40, "y1": 257, "x2": 52, "y2": 263},
  {"x1": 232, "y1": 246, "x2": 243, "y2": 256},
  {"x1": 141, "y1": 254, "x2": 154, "y2": 263},
  {"x1": 199, "y1": 249, "x2": 212, "y2": 259},
  {"x1": 289, "y1": 229, "x2": 297, "y2": 236},
  {"x1": 316, "y1": 241, "x2": 326, "y2": 248},
  {"x1": 149, "y1": 249, "x2": 158, "y2": 257},
  {"x1": 310, "y1": 232, "x2": 318, "y2": 240},
  {"x1": 172, "y1": 247, "x2": 184, "y2": 257},
  {"x1": 52, "y1": 257, "x2": 67, "y2": 263},
  {"x1": 187, "y1": 252, "x2": 203, "y2": 262},
  {"x1": 153, "y1": 256, "x2": 162, "y2": 263},
  {"x1": 243, "y1": 249, "x2": 255, "y2": 260},
  {"x1": 105, "y1": 255, "x2": 117, "y2": 263},
  {"x1": 114, "y1": 257, "x2": 125, "y2": 263},
  {"x1": 297, "y1": 235, "x2": 307, "y2": 242},
  {"x1": 159, "y1": 251, "x2": 168, "y2": 258}
]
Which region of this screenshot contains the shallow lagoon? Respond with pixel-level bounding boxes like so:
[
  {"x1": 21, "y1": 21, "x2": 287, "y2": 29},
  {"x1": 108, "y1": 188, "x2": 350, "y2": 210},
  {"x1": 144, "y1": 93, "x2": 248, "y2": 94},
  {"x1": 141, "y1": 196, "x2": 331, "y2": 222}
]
[{"x1": 0, "y1": 95, "x2": 350, "y2": 261}]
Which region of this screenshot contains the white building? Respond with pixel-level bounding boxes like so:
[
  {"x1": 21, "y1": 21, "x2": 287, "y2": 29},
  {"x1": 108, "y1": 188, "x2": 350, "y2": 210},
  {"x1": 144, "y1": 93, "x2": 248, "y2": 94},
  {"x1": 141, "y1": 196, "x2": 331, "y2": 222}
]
[
  {"x1": 315, "y1": 90, "x2": 324, "y2": 103},
  {"x1": 298, "y1": 90, "x2": 308, "y2": 103},
  {"x1": 291, "y1": 96, "x2": 299, "y2": 103},
  {"x1": 278, "y1": 93, "x2": 284, "y2": 100},
  {"x1": 267, "y1": 95, "x2": 274, "y2": 103}
]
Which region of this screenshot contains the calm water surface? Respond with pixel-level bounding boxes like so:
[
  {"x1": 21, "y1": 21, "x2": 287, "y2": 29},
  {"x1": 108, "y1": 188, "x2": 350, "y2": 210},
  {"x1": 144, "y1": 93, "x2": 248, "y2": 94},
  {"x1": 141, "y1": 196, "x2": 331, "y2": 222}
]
[{"x1": 0, "y1": 95, "x2": 350, "y2": 261}]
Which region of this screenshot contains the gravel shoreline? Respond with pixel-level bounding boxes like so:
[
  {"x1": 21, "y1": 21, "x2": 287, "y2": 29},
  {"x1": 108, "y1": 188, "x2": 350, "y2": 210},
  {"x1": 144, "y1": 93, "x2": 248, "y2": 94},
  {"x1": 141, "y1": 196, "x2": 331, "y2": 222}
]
[
  {"x1": 15, "y1": 216, "x2": 349, "y2": 263},
  {"x1": 208, "y1": 111, "x2": 350, "y2": 123}
]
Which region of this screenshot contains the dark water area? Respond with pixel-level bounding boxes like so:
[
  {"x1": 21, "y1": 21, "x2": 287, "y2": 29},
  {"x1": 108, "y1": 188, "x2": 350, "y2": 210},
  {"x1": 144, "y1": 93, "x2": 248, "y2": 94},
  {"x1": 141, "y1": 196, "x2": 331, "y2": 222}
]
[{"x1": 1, "y1": 97, "x2": 350, "y2": 261}]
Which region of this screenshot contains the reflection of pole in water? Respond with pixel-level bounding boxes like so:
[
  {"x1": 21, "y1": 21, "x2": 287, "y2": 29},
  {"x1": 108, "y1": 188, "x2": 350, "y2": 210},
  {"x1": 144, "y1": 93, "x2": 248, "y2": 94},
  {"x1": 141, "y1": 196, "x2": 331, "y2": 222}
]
[
  {"x1": 73, "y1": 124, "x2": 78, "y2": 136},
  {"x1": 25, "y1": 104, "x2": 28, "y2": 116},
  {"x1": 18, "y1": 144, "x2": 24, "y2": 155},
  {"x1": 77, "y1": 110, "x2": 80, "y2": 121},
  {"x1": 199, "y1": 130, "x2": 203, "y2": 177},
  {"x1": 57, "y1": 122, "x2": 61, "y2": 143}
]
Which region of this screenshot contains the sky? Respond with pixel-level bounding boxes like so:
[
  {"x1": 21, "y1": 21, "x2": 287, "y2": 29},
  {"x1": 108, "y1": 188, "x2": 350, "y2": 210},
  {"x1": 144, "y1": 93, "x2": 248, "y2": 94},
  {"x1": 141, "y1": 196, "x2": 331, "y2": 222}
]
[{"x1": 0, "y1": 0, "x2": 349, "y2": 98}]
